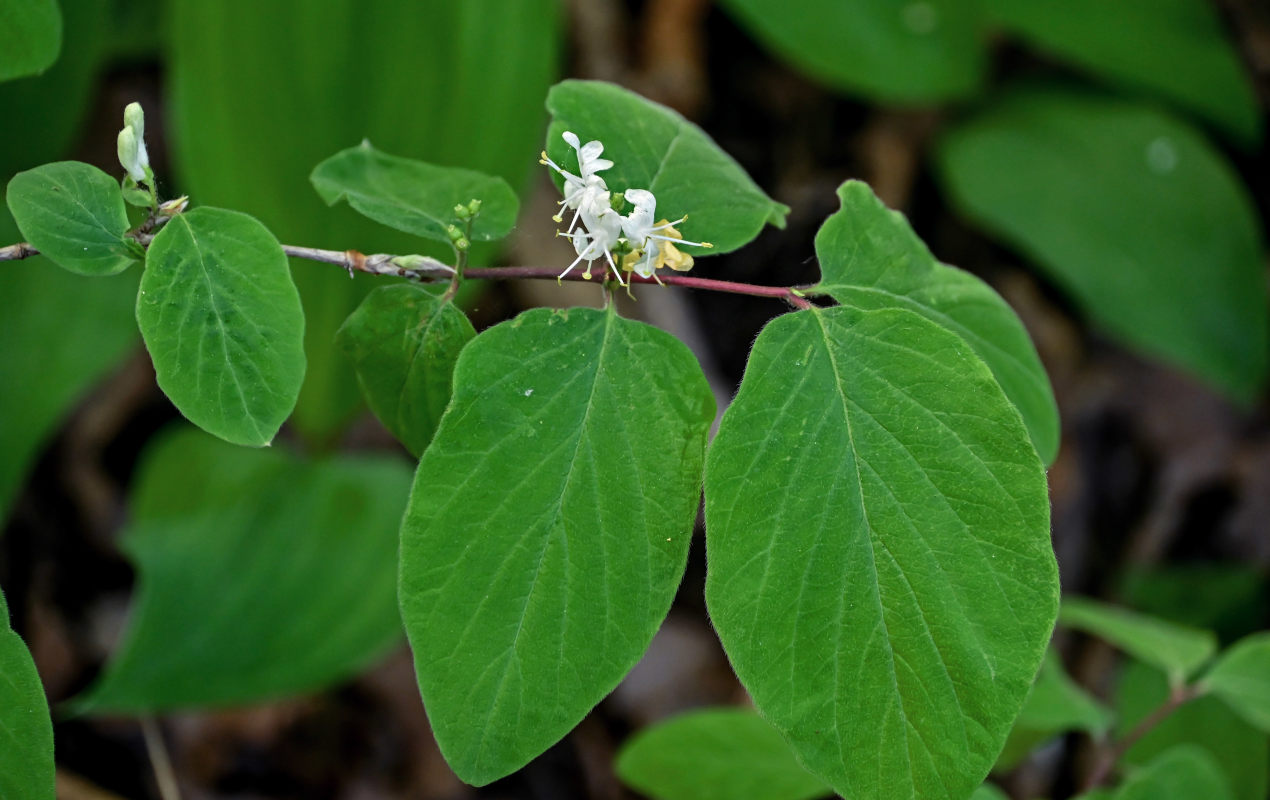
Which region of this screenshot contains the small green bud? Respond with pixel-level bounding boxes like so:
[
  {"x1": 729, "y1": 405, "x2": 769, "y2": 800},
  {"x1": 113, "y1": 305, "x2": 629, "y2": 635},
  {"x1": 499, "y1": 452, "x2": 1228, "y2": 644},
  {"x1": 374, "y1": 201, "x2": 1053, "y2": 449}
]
[
  {"x1": 446, "y1": 224, "x2": 464, "y2": 243},
  {"x1": 124, "y1": 102, "x2": 145, "y2": 140},
  {"x1": 609, "y1": 194, "x2": 626, "y2": 212},
  {"x1": 466, "y1": 198, "x2": 482, "y2": 216},
  {"x1": 454, "y1": 203, "x2": 471, "y2": 220},
  {"x1": 454, "y1": 237, "x2": 470, "y2": 252}
]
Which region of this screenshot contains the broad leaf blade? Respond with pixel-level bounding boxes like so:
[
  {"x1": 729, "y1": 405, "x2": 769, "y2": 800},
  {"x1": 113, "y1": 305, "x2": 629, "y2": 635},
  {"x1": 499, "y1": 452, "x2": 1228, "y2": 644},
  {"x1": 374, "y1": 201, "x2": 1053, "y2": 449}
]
[
  {"x1": 0, "y1": 585, "x2": 55, "y2": 800},
  {"x1": 137, "y1": 207, "x2": 305, "y2": 447},
  {"x1": 545, "y1": 80, "x2": 789, "y2": 255},
  {"x1": 0, "y1": 0, "x2": 61, "y2": 82},
  {"x1": 6, "y1": 161, "x2": 134, "y2": 276},
  {"x1": 311, "y1": 142, "x2": 518, "y2": 243},
  {"x1": 400, "y1": 307, "x2": 715, "y2": 785},
  {"x1": 336, "y1": 284, "x2": 475, "y2": 456},
  {"x1": 71, "y1": 427, "x2": 411, "y2": 713},
  {"x1": 1059, "y1": 596, "x2": 1217, "y2": 684},
  {"x1": 936, "y1": 88, "x2": 1268, "y2": 403},
  {"x1": 1202, "y1": 633, "x2": 1270, "y2": 732},
  {"x1": 616, "y1": 708, "x2": 831, "y2": 800},
  {"x1": 717, "y1": 0, "x2": 983, "y2": 103},
  {"x1": 983, "y1": 0, "x2": 1260, "y2": 144},
  {"x1": 705, "y1": 305, "x2": 1058, "y2": 800},
  {"x1": 1115, "y1": 745, "x2": 1234, "y2": 800},
  {"x1": 812, "y1": 180, "x2": 1058, "y2": 464}
]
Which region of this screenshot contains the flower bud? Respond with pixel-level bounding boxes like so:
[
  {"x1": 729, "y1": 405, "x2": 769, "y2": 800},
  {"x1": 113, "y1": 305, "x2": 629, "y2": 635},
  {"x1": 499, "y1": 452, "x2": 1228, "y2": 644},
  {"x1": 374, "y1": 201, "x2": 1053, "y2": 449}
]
[
  {"x1": 446, "y1": 224, "x2": 465, "y2": 243},
  {"x1": 124, "y1": 102, "x2": 145, "y2": 140},
  {"x1": 454, "y1": 203, "x2": 471, "y2": 221},
  {"x1": 117, "y1": 128, "x2": 146, "y2": 182},
  {"x1": 466, "y1": 198, "x2": 482, "y2": 216}
]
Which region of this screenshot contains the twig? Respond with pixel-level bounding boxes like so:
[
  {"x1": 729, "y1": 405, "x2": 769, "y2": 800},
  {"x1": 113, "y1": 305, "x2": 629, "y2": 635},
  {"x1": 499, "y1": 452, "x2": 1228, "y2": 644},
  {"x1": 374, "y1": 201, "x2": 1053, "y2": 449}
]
[
  {"x1": 1082, "y1": 683, "x2": 1202, "y2": 791},
  {"x1": 140, "y1": 716, "x2": 181, "y2": 800}
]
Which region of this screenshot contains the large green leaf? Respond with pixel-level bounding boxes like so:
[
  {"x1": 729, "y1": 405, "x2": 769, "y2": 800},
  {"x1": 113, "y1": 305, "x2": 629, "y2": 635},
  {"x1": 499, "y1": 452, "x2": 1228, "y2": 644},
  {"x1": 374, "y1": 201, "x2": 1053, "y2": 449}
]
[
  {"x1": 71, "y1": 427, "x2": 411, "y2": 713},
  {"x1": 811, "y1": 180, "x2": 1058, "y2": 464},
  {"x1": 616, "y1": 708, "x2": 831, "y2": 800},
  {"x1": 996, "y1": 650, "x2": 1112, "y2": 769},
  {"x1": 0, "y1": 585, "x2": 55, "y2": 800},
  {"x1": 336, "y1": 284, "x2": 475, "y2": 456},
  {"x1": 1115, "y1": 745, "x2": 1234, "y2": 800},
  {"x1": 137, "y1": 207, "x2": 305, "y2": 447},
  {"x1": 400, "y1": 306, "x2": 715, "y2": 785},
  {"x1": 704, "y1": 304, "x2": 1058, "y2": 800},
  {"x1": 983, "y1": 0, "x2": 1260, "y2": 144},
  {"x1": 311, "y1": 142, "x2": 519, "y2": 244},
  {"x1": 1201, "y1": 633, "x2": 1270, "y2": 732},
  {"x1": 936, "y1": 88, "x2": 1268, "y2": 403},
  {"x1": 717, "y1": 0, "x2": 984, "y2": 103},
  {"x1": 168, "y1": 0, "x2": 560, "y2": 440},
  {"x1": 545, "y1": 80, "x2": 789, "y2": 255},
  {"x1": 0, "y1": 0, "x2": 61, "y2": 82},
  {"x1": 6, "y1": 161, "x2": 135, "y2": 276},
  {"x1": 1058, "y1": 596, "x2": 1217, "y2": 685},
  {"x1": 1116, "y1": 661, "x2": 1266, "y2": 800}
]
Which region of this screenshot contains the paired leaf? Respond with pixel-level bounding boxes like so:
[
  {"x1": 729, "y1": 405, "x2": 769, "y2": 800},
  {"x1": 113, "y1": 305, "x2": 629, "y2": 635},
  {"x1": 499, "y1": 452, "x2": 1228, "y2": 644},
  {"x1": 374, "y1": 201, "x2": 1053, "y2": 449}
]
[
  {"x1": 997, "y1": 650, "x2": 1112, "y2": 769},
  {"x1": 336, "y1": 284, "x2": 475, "y2": 456},
  {"x1": 0, "y1": 585, "x2": 55, "y2": 800},
  {"x1": 6, "y1": 161, "x2": 134, "y2": 275},
  {"x1": 311, "y1": 142, "x2": 518, "y2": 243},
  {"x1": 137, "y1": 207, "x2": 305, "y2": 447},
  {"x1": 399, "y1": 307, "x2": 715, "y2": 785},
  {"x1": 616, "y1": 708, "x2": 831, "y2": 800},
  {"x1": 717, "y1": 0, "x2": 984, "y2": 103},
  {"x1": 545, "y1": 80, "x2": 789, "y2": 255},
  {"x1": 1115, "y1": 745, "x2": 1234, "y2": 800},
  {"x1": 0, "y1": 0, "x2": 61, "y2": 81},
  {"x1": 71, "y1": 427, "x2": 411, "y2": 713},
  {"x1": 936, "y1": 88, "x2": 1268, "y2": 403},
  {"x1": 1059, "y1": 596, "x2": 1216, "y2": 684},
  {"x1": 811, "y1": 180, "x2": 1058, "y2": 464},
  {"x1": 1202, "y1": 633, "x2": 1270, "y2": 732},
  {"x1": 705, "y1": 304, "x2": 1058, "y2": 800},
  {"x1": 982, "y1": 0, "x2": 1260, "y2": 144}
]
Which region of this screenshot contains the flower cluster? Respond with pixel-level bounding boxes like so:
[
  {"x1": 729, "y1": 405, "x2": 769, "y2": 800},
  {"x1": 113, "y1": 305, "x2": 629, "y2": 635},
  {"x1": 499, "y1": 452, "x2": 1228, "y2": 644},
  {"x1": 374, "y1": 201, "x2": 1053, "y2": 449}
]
[{"x1": 540, "y1": 132, "x2": 710, "y2": 285}]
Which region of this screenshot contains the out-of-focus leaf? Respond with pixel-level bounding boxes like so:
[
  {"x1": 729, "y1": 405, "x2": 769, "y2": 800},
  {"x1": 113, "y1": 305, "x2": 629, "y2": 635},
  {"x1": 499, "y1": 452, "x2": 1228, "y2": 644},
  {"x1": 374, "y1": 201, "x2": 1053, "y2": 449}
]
[
  {"x1": 1059, "y1": 596, "x2": 1217, "y2": 685},
  {"x1": 6, "y1": 161, "x2": 135, "y2": 276},
  {"x1": 1202, "y1": 633, "x2": 1270, "y2": 732},
  {"x1": 982, "y1": 0, "x2": 1261, "y2": 144},
  {"x1": 1119, "y1": 564, "x2": 1270, "y2": 643},
  {"x1": 615, "y1": 708, "x2": 831, "y2": 800},
  {"x1": 1115, "y1": 745, "x2": 1233, "y2": 800},
  {"x1": 545, "y1": 80, "x2": 789, "y2": 255},
  {"x1": 0, "y1": 584, "x2": 55, "y2": 800},
  {"x1": 0, "y1": 0, "x2": 61, "y2": 82},
  {"x1": 168, "y1": 0, "x2": 560, "y2": 441},
  {"x1": 936, "y1": 89, "x2": 1268, "y2": 403},
  {"x1": 971, "y1": 785, "x2": 1009, "y2": 800},
  {"x1": 717, "y1": 0, "x2": 984, "y2": 103},
  {"x1": 996, "y1": 650, "x2": 1112, "y2": 769},
  {"x1": 70, "y1": 427, "x2": 411, "y2": 712}
]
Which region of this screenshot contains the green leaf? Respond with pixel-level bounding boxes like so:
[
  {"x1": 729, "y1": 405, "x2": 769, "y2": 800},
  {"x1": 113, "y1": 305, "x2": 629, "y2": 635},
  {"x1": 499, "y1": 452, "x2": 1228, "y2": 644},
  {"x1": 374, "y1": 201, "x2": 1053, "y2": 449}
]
[
  {"x1": 970, "y1": 785, "x2": 1009, "y2": 800},
  {"x1": 1115, "y1": 745, "x2": 1234, "y2": 800},
  {"x1": 704, "y1": 304, "x2": 1058, "y2": 800},
  {"x1": 717, "y1": 0, "x2": 984, "y2": 103},
  {"x1": 1059, "y1": 596, "x2": 1217, "y2": 684},
  {"x1": 311, "y1": 142, "x2": 518, "y2": 244},
  {"x1": 336, "y1": 284, "x2": 475, "y2": 456},
  {"x1": 615, "y1": 708, "x2": 831, "y2": 800},
  {"x1": 400, "y1": 306, "x2": 715, "y2": 785},
  {"x1": 1117, "y1": 661, "x2": 1266, "y2": 800},
  {"x1": 982, "y1": 0, "x2": 1261, "y2": 144},
  {"x1": 935, "y1": 88, "x2": 1268, "y2": 403},
  {"x1": 137, "y1": 207, "x2": 305, "y2": 447},
  {"x1": 169, "y1": 0, "x2": 561, "y2": 441},
  {"x1": 6, "y1": 161, "x2": 134, "y2": 276},
  {"x1": 1202, "y1": 633, "x2": 1270, "y2": 732},
  {"x1": 70, "y1": 427, "x2": 411, "y2": 713},
  {"x1": 0, "y1": 0, "x2": 61, "y2": 82},
  {"x1": 545, "y1": 80, "x2": 789, "y2": 255},
  {"x1": 811, "y1": 180, "x2": 1059, "y2": 464},
  {"x1": 0, "y1": 584, "x2": 55, "y2": 800},
  {"x1": 996, "y1": 650, "x2": 1113, "y2": 769}
]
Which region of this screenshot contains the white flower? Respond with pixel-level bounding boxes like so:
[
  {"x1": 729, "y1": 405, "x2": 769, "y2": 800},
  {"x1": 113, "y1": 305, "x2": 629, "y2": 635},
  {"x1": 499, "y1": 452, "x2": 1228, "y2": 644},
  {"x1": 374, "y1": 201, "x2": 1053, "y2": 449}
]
[
  {"x1": 561, "y1": 202, "x2": 623, "y2": 282},
  {"x1": 117, "y1": 102, "x2": 150, "y2": 182},
  {"x1": 619, "y1": 189, "x2": 711, "y2": 278}
]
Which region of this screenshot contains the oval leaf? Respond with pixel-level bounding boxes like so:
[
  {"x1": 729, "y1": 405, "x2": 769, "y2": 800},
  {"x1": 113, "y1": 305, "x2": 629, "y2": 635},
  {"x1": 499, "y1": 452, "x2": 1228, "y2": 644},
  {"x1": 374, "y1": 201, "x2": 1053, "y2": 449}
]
[
  {"x1": 6, "y1": 161, "x2": 134, "y2": 276},
  {"x1": 70, "y1": 427, "x2": 411, "y2": 713},
  {"x1": 1202, "y1": 633, "x2": 1270, "y2": 732},
  {"x1": 717, "y1": 0, "x2": 984, "y2": 102},
  {"x1": 935, "y1": 88, "x2": 1268, "y2": 403},
  {"x1": 1058, "y1": 596, "x2": 1217, "y2": 684},
  {"x1": 0, "y1": 586, "x2": 54, "y2": 800},
  {"x1": 137, "y1": 207, "x2": 305, "y2": 447},
  {"x1": 616, "y1": 708, "x2": 831, "y2": 800},
  {"x1": 311, "y1": 142, "x2": 519, "y2": 243},
  {"x1": 545, "y1": 80, "x2": 789, "y2": 255},
  {"x1": 0, "y1": 0, "x2": 61, "y2": 81},
  {"x1": 812, "y1": 179, "x2": 1059, "y2": 464},
  {"x1": 982, "y1": 0, "x2": 1261, "y2": 144},
  {"x1": 399, "y1": 306, "x2": 715, "y2": 785},
  {"x1": 336, "y1": 284, "x2": 475, "y2": 457},
  {"x1": 1115, "y1": 745, "x2": 1234, "y2": 800},
  {"x1": 705, "y1": 304, "x2": 1058, "y2": 800}
]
